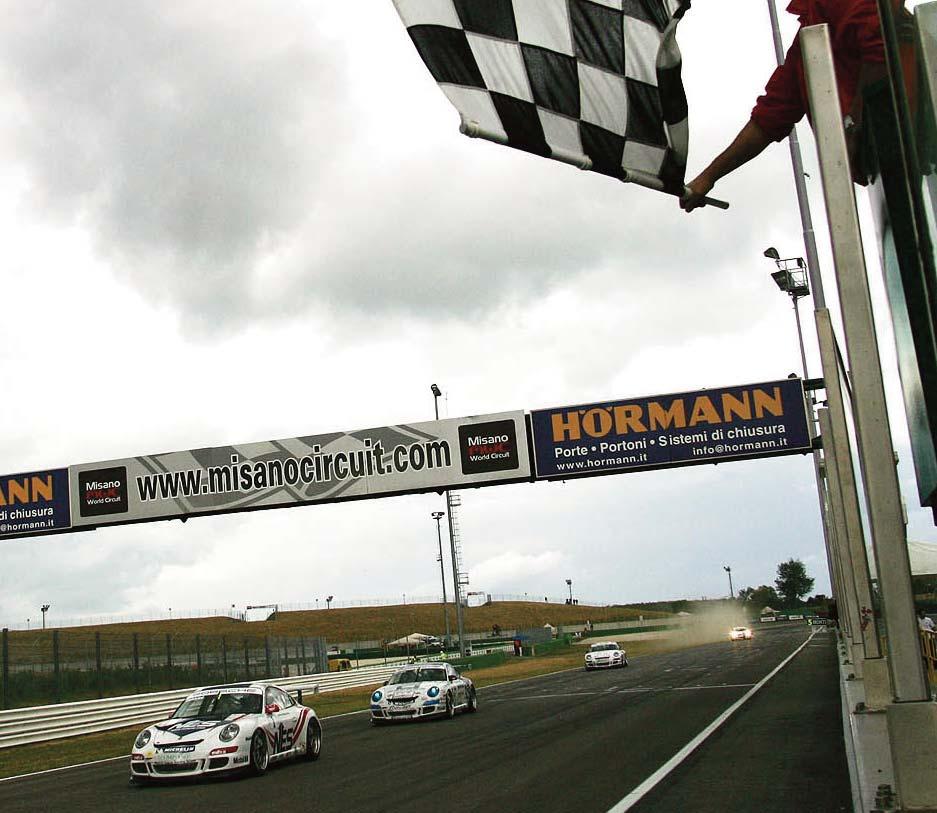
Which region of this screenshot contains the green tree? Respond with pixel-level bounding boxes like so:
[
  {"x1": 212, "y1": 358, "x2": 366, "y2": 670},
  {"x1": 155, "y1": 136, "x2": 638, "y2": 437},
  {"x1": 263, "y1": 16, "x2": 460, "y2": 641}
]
[
  {"x1": 775, "y1": 559, "x2": 815, "y2": 606},
  {"x1": 741, "y1": 584, "x2": 781, "y2": 609}
]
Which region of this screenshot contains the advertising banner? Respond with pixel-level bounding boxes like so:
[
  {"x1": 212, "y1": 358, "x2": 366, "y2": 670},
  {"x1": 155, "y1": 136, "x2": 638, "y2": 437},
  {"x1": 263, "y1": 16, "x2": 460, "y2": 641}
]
[
  {"x1": 530, "y1": 379, "x2": 811, "y2": 480},
  {"x1": 0, "y1": 469, "x2": 71, "y2": 538},
  {"x1": 61, "y1": 411, "x2": 531, "y2": 533}
]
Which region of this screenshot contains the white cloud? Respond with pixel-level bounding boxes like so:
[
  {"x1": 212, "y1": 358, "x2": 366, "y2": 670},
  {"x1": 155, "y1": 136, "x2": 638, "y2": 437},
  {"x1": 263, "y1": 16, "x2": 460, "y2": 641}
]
[{"x1": 0, "y1": 1, "x2": 933, "y2": 629}]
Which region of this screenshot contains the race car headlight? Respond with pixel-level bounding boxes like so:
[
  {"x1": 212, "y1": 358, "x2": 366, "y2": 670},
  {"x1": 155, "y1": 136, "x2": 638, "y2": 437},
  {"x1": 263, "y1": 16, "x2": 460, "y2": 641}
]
[
  {"x1": 372, "y1": 690, "x2": 383, "y2": 703},
  {"x1": 427, "y1": 686, "x2": 440, "y2": 698},
  {"x1": 219, "y1": 723, "x2": 240, "y2": 743},
  {"x1": 585, "y1": 654, "x2": 594, "y2": 660},
  {"x1": 134, "y1": 729, "x2": 151, "y2": 749}
]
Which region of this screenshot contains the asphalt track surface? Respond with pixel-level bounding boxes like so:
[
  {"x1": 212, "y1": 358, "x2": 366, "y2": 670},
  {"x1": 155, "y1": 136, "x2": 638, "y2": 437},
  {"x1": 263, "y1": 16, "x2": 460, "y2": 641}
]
[{"x1": 0, "y1": 625, "x2": 850, "y2": 813}]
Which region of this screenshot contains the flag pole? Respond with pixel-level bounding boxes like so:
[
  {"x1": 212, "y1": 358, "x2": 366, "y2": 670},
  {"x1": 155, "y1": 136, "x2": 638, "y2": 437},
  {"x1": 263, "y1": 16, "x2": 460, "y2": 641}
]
[
  {"x1": 460, "y1": 121, "x2": 729, "y2": 209},
  {"x1": 621, "y1": 169, "x2": 730, "y2": 210}
]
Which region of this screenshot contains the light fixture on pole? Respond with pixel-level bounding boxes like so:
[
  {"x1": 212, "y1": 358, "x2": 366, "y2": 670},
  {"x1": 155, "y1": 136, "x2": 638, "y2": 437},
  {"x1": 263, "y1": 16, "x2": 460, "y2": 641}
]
[
  {"x1": 431, "y1": 383, "x2": 443, "y2": 419},
  {"x1": 326, "y1": 595, "x2": 333, "y2": 610},
  {"x1": 765, "y1": 247, "x2": 811, "y2": 379},
  {"x1": 723, "y1": 566, "x2": 734, "y2": 599},
  {"x1": 565, "y1": 578, "x2": 573, "y2": 604},
  {"x1": 432, "y1": 510, "x2": 452, "y2": 647},
  {"x1": 40, "y1": 604, "x2": 51, "y2": 630}
]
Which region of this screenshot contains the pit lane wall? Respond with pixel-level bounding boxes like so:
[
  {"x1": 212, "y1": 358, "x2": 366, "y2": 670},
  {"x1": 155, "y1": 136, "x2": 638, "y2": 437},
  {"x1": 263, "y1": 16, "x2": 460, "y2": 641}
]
[{"x1": 0, "y1": 379, "x2": 811, "y2": 541}]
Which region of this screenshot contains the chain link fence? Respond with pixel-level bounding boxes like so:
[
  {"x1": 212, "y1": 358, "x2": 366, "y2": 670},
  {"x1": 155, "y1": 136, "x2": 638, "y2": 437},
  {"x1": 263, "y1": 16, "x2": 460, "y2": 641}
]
[{"x1": 0, "y1": 628, "x2": 327, "y2": 710}]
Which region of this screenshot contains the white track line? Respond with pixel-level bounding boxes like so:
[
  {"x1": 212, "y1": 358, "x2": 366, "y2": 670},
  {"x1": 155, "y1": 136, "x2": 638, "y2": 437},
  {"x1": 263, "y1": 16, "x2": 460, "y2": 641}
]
[
  {"x1": 606, "y1": 631, "x2": 816, "y2": 813},
  {"x1": 0, "y1": 755, "x2": 127, "y2": 784}
]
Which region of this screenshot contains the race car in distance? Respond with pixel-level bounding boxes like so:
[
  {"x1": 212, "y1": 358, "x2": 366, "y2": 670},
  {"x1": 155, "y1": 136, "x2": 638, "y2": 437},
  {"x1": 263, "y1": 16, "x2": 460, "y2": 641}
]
[
  {"x1": 584, "y1": 641, "x2": 628, "y2": 670},
  {"x1": 729, "y1": 626, "x2": 754, "y2": 641},
  {"x1": 130, "y1": 682, "x2": 321, "y2": 783},
  {"x1": 370, "y1": 662, "x2": 477, "y2": 724}
]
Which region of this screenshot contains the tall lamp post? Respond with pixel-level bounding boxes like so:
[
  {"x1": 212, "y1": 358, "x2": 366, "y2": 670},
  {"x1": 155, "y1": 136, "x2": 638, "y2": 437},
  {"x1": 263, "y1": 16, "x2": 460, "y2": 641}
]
[
  {"x1": 565, "y1": 579, "x2": 573, "y2": 604},
  {"x1": 326, "y1": 595, "x2": 333, "y2": 610},
  {"x1": 40, "y1": 604, "x2": 50, "y2": 630},
  {"x1": 723, "y1": 566, "x2": 734, "y2": 599},
  {"x1": 430, "y1": 383, "x2": 467, "y2": 657},
  {"x1": 432, "y1": 511, "x2": 452, "y2": 646},
  {"x1": 765, "y1": 248, "x2": 811, "y2": 377}
]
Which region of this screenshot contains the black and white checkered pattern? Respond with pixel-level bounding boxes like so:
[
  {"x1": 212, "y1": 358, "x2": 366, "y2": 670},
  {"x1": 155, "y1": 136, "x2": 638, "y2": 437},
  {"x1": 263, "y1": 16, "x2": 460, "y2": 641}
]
[{"x1": 393, "y1": 0, "x2": 691, "y2": 194}]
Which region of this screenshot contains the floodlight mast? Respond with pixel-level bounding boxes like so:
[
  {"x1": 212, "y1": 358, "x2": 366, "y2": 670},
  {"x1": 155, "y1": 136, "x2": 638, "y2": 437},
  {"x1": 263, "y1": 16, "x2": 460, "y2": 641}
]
[
  {"x1": 431, "y1": 510, "x2": 452, "y2": 646},
  {"x1": 430, "y1": 383, "x2": 466, "y2": 656}
]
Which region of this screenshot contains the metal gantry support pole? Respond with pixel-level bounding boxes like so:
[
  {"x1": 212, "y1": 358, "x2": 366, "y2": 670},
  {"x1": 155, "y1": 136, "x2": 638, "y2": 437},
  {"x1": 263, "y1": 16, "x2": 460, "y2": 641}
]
[
  {"x1": 815, "y1": 312, "x2": 885, "y2": 666},
  {"x1": 432, "y1": 511, "x2": 452, "y2": 647},
  {"x1": 818, "y1": 407, "x2": 863, "y2": 646},
  {"x1": 432, "y1": 383, "x2": 466, "y2": 658},
  {"x1": 802, "y1": 23, "x2": 927, "y2": 702},
  {"x1": 446, "y1": 495, "x2": 467, "y2": 658},
  {"x1": 802, "y1": 24, "x2": 937, "y2": 808}
]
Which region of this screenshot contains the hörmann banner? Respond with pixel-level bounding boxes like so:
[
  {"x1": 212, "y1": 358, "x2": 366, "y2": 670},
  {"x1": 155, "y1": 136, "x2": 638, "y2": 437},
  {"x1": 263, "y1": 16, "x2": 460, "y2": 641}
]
[
  {"x1": 531, "y1": 379, "x2": 811, "y2": 480},
  {"x1": 56, "y1": 411, "x2": 530, "y2": 534},
  {"x1": 0, "y1": 469, "x2": 71, "y2": 538}
]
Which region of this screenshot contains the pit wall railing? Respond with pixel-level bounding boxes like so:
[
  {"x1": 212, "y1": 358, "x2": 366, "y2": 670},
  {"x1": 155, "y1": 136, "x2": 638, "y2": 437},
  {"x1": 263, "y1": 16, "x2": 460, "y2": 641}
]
[{"x1": 0, "y1": 661, "x2": 404, "y2": 750}]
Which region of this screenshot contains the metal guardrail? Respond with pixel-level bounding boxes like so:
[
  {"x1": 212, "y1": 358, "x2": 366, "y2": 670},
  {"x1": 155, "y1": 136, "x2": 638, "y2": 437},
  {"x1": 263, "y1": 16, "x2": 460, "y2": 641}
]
[{"x1": 0, "y1": 663, "x2": 401, "y2": 750}]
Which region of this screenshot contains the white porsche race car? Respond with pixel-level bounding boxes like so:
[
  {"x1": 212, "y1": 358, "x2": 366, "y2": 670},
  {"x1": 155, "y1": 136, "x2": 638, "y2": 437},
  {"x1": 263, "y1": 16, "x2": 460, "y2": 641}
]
[
  {"x1": 130, "y1": 682, "x2": 321, "y2": 783},
  {"x1": 370, "y1": 662, "x2": 477, "y2": 724},
  {"x1": 584, "y1": 641, "x2": 628, "y2": 670}
]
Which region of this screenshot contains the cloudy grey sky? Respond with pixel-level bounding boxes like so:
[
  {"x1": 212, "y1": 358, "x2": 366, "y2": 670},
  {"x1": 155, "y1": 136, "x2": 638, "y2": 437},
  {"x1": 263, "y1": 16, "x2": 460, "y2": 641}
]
[{"x1": 1, "y1": 1, "x2": 934, "y2": 627}]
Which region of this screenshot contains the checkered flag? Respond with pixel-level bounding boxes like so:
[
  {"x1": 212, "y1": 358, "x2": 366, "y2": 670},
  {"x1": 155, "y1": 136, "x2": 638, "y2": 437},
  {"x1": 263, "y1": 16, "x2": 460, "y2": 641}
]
[{"x1": 393, "y1": 0, "x2": 692, "y2": 198}]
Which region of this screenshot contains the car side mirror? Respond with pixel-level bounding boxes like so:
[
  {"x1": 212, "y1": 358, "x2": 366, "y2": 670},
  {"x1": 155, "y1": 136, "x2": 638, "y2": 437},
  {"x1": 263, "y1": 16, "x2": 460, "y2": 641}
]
[{"x1": 265, "y1": 703, "x2": 280, "y2": 714}]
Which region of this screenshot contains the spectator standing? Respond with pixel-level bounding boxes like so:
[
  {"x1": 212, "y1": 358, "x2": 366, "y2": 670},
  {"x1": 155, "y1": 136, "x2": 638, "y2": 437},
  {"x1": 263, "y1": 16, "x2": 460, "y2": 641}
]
[{"x1": 918, "y1": 609, "x2": 936, "y2": 632}]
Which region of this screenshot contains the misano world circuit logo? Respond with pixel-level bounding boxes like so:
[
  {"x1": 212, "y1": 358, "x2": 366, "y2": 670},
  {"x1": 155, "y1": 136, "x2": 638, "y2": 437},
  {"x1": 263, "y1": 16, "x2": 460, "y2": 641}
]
[
  {"x1": 78, "y1": 466, "x2": 129, "y2": 517},
  {"x1": 458, "y1": 420, "x2": 519, "y2": 475}
]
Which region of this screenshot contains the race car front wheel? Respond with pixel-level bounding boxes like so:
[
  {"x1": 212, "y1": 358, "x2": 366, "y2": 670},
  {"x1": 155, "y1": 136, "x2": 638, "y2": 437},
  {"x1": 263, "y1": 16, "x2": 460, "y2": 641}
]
[
  {"x1": 466, "y1": 689, "x2": 478, "y2": 713},
  {"x1": 444, "y1": 693, "x2": 455, "y2": 719},
  {"x1": 305, "y1": 719, "x2": 322, "y2": 762},
  {"x1": 249, "y1": 732, "x2": 269, "y2": 776}
]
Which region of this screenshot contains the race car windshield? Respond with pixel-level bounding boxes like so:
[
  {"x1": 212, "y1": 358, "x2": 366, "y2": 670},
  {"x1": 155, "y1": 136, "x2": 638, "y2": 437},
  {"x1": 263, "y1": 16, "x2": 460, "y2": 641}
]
[
  {"x1": 172, "y1": 691, "x2": 263, "y2": 720},
  {"x1": 590, "y1": 643, "x2": 619, "y2": 652},
  {"x1": 388, "y1": 668, "x2": 448, "y2": 684}
]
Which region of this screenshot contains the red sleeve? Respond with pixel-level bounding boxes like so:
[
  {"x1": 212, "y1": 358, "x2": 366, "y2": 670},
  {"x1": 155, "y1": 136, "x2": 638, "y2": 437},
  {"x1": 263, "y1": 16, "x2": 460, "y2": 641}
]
[
  {"x1": 824, "y1": 0, "x2": 886, "y2": 63},
  {"x1": 750, "y1": 41, "x2": 806, "y2": 143}
]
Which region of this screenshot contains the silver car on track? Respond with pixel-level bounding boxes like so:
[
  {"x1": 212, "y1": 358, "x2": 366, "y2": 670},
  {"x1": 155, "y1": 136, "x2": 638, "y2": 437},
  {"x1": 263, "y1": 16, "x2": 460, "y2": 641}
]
[
  {"x1": 130, "y1": 682, "x2": 321, "y2": 783},
  {"x1": 584, "y1": 641, "x2": 628, "y2": 670},
  {"x1": 370, "y1": 662, "x2": 477, "y2": 724}
]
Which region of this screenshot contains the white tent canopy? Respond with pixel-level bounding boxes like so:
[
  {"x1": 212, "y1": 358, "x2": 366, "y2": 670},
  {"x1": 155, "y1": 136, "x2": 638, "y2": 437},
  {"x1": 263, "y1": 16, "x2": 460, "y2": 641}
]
[
  {"x1": 386, "y1": 633, "x2": 437, "y2": 647},
  {"x1": 910, "y1": 540, "x2": 937, "y2": 575}
]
